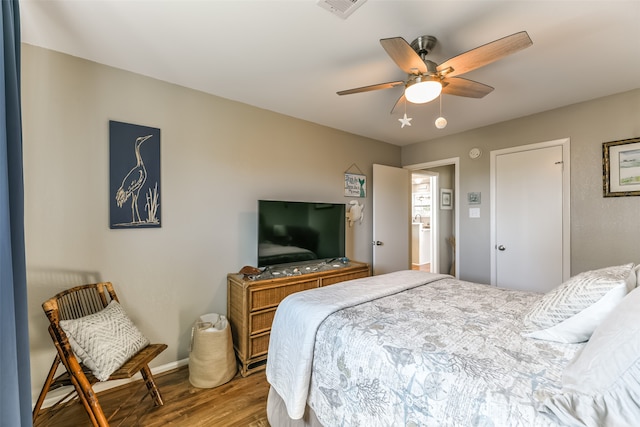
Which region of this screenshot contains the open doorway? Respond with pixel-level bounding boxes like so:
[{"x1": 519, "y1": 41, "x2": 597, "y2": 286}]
[
  {"x1": 411, "y1": 172, "x2": 437, "y2": 272},
  {"x1": 406, "y1": 158, "x2": 459, "y2": 277}
]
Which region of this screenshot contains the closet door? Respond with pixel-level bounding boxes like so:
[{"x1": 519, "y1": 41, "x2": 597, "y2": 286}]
[{"x1": 491, "y1": 140, "x2": 569, "y2": 292}]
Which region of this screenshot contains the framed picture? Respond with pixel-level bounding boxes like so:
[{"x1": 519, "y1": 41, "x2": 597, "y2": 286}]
[
  {"x1": 344, "y1": 173, "x2": 366, "y2": 198},
  {"x1": 467, "y1": 192, "x2": 481, "y2": 205},
  {"x1": 603, "y1": 137, "x2": 640, "y2": 197},
  {"x1": 440, "y1": 188, "x2": 453, "y2": 210},
  {"x1": 109, "y1": 121, "x2": 161, "y2": 228}
]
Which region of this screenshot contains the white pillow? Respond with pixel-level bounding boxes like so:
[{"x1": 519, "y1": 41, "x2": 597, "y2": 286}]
[
  {"x1": 522, "y1": 263, "x2": 635, "y2": 343},
  {"x1": 60, "y1": 300, "x2": 150, "y2": 381},
  {"x1": 538, "y1": 286, "x2": 640, "y2": 426}
]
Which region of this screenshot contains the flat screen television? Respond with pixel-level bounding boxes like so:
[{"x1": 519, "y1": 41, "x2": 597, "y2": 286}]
[{"x1": 258, "y1": 200, "x2": 346, "y2": 268}]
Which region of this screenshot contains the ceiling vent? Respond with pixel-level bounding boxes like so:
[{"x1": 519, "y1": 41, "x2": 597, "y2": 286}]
[{"x1": 317, "y1": 0, "x2": 368, "y2": 19}]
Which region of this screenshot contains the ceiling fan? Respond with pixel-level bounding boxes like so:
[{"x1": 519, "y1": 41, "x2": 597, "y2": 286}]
[{"x1": 337, "y1": 31, "x2": 533, "y2": 113}]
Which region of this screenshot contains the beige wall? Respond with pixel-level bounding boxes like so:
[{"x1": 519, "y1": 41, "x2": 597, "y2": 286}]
[
  {"x1": 22, "y1": 44, "x2": 400, "y2": 399},
  {"x1": 402, "y1": 89, "x2": 640, "y2": 283},
  {"x1": 22, "y1": 42, "x2": 640, "y2": 401}
]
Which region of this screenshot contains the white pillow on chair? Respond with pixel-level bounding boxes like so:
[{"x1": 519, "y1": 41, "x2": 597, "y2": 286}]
[{"x1": 60, "y1": 300, "x2": 150, "y2": 381}]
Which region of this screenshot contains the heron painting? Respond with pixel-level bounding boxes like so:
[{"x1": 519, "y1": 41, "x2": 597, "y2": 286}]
[{"x1": 109, "y1": 121, "x2": 161, "y2": 228}]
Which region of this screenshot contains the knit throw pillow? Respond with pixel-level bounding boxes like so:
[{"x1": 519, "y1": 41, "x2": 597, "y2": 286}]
[
  {"x1": 522, "y1": 263, "x2": 635, "y2": 343},
  {"x1": 537, "y1": 286, "x2": 640, "y2": 426},
  {"x1": 60, "y1": 300, "x2": 150, "y2": 381}
]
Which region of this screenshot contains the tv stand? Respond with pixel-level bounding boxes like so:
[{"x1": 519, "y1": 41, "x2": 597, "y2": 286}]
[{"x1": 227, "y1": 260, "x2": 370, "y2": 376}]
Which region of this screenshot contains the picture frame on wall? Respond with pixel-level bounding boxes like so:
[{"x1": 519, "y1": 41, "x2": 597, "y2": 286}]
[
  {"x1": 109, "y1": 120, "x2": 161, "y2": 228},
  {"x1": 603, "y1": 137, "x2": 640, "y2": 197},
  {"x1": 440, "y1": 188, "x2": 453, "y2": 210},
  {"x1": 344, "y1": 172, "x2": 366, "y2": 198},
  {"x1": 467, "y1": 192, "x2": 481, "y2": 205}
]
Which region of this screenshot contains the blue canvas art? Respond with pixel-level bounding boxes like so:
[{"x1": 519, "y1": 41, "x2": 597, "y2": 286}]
[{"x1": 109, "y1": 120, "x2": 161, "y2": 228}]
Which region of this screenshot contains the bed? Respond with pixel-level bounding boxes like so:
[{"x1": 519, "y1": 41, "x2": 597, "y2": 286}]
[{"x1": 266, "y1": 266, "x2": 640, "y2": 427}]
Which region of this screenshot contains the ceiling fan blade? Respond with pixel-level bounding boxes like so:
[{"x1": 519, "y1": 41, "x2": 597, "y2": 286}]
[
  {"x1": 436, "y1": 31, "x2": 532, "y2": 78},
  {"x1": 337, "y1": 81, "x2": 404, "y2": 96},
  {"x1": 380, "y1": 37, "x2": 428, "y2": 75},
  {"x1": 441, "y1": 77, "x2": 494, "y2": 98},
  {"x1": 390, "y1": 93, "x2": 407, "y2": 114}
]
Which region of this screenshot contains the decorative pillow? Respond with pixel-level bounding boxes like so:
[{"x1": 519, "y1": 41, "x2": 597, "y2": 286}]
[
  {"x1": 537, "y1": 286, "x2": 640, "y2": 426},
  {"x1": 522, "y1": 263, "x2": 635, "y2": 343},
  {"x1": 60, "y1": 300, "x2": 150, "y2": 381}
]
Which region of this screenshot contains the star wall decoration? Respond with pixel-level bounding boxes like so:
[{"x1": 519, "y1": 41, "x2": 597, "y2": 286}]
[{"x1": 398, "y1": 113, "x2": 412, "y2": 128}]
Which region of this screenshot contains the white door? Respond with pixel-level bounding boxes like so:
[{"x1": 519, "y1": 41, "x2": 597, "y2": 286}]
[
  {"x1": 372, "y1": 164, "x2": 410, "y2": 275},
  {"x1": 491, "y1": 140, "x2": 570, "y2": 292}
]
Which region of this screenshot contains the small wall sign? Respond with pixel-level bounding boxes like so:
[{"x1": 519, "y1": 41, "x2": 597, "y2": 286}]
[
  {"x1": 344, "y1": 172, "x2": 366, "y2": 198},
  {"x1": 467, "y1": 192, "x2": 481, "y2": 204}
]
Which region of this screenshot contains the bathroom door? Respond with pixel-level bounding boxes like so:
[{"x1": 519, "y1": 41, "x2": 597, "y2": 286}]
[{"x1": 372, "y1": 164, "x2": 410, "y2": 275}]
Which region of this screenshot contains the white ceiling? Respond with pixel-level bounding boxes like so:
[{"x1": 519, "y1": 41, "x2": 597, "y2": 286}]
[{"x1": 20, "y1": 0, "x2": 640, "y2": 147}]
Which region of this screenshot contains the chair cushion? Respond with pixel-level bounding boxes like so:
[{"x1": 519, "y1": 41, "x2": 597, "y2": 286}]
[
  {"x1": 522, "y1": 263, "x2": 635, "y2": 343},
  {"x1": 60, "y1": 300, "x2": 150, "y2": 381}
]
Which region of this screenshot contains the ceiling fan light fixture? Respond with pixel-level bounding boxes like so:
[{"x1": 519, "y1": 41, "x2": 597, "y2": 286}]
[
  {"x1": 404, "y1": 76, "x2": 442, "y2": 104},
  {"x1": 435, "y1": 116, "x2": 448, "y2": 129},
  {"x1": 435, "y1": 94, "x2": 447, "y2": 129}
]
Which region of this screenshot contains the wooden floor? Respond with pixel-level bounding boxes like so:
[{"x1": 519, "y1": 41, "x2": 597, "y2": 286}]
[
  {"x1": 35, "y1": 366, "x2": 270, "y2": 427},
  {"x1": 411, "y1": 263, "x2": 430, "y2": 272}
]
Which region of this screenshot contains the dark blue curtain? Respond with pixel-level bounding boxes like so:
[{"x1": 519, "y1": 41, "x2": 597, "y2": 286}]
[{"x1": 0, "y1": 1, "x2": 31, "y2": 426}]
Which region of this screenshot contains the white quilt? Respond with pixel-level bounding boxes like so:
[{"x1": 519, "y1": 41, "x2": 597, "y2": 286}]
[
  {"x1": 308, "y1": 277, "x2": 583, "y2": 426},
  {"x1": 265, "y1": 270, "x2": 450, "y2": 419}
]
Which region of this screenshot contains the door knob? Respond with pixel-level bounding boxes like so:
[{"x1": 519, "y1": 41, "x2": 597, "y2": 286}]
[
  {"x1": 497, "y1": 245, "x2": 506, "y2": 251},
  {"x1": 372, "y1": 241, "x2": 383, "y2": 246}
]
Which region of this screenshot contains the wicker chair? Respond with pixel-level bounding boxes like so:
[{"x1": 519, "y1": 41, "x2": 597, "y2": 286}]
[{"x1": 33, "y1": 282, "x2": 168, "y2": 426}]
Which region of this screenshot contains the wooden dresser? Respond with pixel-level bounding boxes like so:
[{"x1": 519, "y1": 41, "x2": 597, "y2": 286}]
[{"x1": 227, "y1": 261, "x2": 370, "y2": 376}]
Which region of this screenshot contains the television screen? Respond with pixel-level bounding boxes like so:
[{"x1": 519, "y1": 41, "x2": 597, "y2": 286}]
[{"x1": 258, "y1": 200, "x2": 346, "y2": 268}]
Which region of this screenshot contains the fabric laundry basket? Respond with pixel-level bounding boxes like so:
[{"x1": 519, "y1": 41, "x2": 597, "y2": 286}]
[{"x1": 188, "y1": 313, "x2": 237, "y2": 388}]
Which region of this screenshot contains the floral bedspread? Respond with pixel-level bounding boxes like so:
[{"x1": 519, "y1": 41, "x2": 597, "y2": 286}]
[{"x1": 307, "y1": 277, "x2": 582, "y2": 427}]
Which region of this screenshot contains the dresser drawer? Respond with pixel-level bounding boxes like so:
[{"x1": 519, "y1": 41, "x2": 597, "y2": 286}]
[
  {"x1": 321, "y1": 269, "x2": 369, "y2": 286},
  {"x1": 249, "y1": 332, "x2": 270, "y2": 359},
  {"x1": 249, "y1": 279, "x2": 319, "y2": 311},
  {"x1": 250, "y1": 308, "x2": 276, "y2": 335}
]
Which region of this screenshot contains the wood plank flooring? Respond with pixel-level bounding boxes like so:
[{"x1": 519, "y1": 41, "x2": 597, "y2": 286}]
[
  {"x1": 35, "y1": 366, "x2": 270, "y2": 427},
  {"x1": 411, "y1": 263, "x2": 431, "y2": 272}
]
